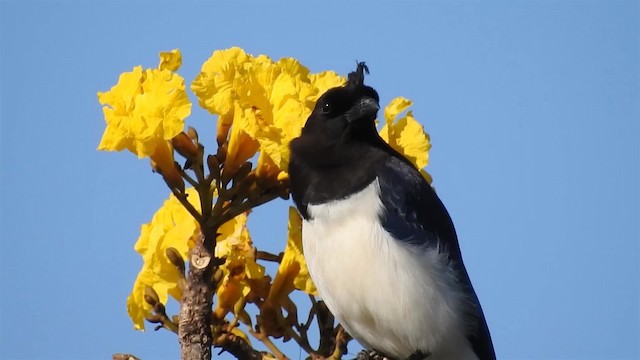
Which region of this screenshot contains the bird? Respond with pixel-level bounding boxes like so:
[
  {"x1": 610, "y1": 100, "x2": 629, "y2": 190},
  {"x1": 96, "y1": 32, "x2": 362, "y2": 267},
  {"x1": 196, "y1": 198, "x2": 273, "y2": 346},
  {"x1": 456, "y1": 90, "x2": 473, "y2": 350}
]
[{"x1": 288, "y1": 63, "x2": 496, "y2": 360}]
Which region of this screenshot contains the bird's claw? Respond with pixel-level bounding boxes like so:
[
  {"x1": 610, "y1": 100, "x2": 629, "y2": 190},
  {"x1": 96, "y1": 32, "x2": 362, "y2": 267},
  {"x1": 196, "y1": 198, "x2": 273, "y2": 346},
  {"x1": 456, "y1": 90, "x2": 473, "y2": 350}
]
[
  {"x1": 355, "y1": 350, "x2": 386, "y2": 360},
  {"x1": 354, "y1": 349, "x2": 430, "y2": 360}
]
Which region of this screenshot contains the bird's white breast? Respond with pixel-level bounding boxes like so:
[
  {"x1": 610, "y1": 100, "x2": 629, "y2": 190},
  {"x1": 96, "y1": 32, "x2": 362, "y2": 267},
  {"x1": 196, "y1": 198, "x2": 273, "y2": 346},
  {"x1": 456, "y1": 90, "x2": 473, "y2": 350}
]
[{"x1": 302, "y1": 179, "x2": 478, "y2": 360}]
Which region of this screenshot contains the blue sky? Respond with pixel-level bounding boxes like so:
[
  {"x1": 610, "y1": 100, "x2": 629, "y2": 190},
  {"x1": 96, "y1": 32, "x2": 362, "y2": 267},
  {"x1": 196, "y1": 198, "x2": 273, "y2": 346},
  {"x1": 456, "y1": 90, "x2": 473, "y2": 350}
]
[{"x1": 1, "y1": 1, "x2": 638, "y2": 359}]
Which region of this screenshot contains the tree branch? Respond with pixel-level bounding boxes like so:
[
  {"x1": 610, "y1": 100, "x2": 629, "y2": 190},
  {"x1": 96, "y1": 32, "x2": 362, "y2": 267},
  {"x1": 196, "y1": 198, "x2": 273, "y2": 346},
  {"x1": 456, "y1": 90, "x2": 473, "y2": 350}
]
[
  {"x1": 178, "y1": 233, "x2": 216, "y2": 360},
  {"x1": 214, "y1": 332, "x2": 266, "y2": 360},
  {"x1": 256, "y1": 250, "x2": 283, "y2": 263}
]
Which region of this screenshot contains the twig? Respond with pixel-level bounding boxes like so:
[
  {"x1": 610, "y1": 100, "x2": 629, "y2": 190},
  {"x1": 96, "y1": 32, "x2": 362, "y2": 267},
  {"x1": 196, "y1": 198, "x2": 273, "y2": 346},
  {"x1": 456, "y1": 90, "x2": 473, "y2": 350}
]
[
  {"x1": 249, "y1": 327, "x2": 289, "y2": 360},
  {"x1": 285, "y1": 326, "x2": 315, "y2": 355},
  {"x1": 210, "y1": 190, "x2": 280, "y2": 230},
  {"x1": 302, "y1": 295, "x2": 318, "y2": 332},
  {"x1": 211, "y1": 175, "x2": 226, "y2": 218},
  {"x1": 256, "y1": 250, "x2": 283, "y2": 263},
  {"x1": 177, "y1": 166, "x2": 199, "y2": 188},
  {"x1": 327, "y1": 326, "x2": 348, "y2": 360},
  {"x1": 173, "y1": 190, "x2": 203, "y2": 223},
  {"x1": 316, "y1": 301, "x2": 336, "y2": 357},
  {"x1": 154, "y1": 303, "x2": 179, "y2": 334},
  {"x1": 214, "y1": 332, "x2": 265, "y2": 360}
]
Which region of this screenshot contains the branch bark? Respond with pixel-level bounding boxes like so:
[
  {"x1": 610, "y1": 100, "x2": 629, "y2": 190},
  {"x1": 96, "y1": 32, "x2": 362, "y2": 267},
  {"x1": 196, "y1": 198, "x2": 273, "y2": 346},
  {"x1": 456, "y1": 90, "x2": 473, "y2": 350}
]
[{"x1": 178, "y1": 236, "x2": 216, "y2": 360}]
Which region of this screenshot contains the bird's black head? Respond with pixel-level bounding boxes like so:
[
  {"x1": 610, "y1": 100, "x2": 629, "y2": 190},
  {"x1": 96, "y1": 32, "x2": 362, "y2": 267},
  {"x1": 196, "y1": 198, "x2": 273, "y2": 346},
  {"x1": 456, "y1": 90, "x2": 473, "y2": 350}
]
[
  {"x1": 291, "y1": 62, "x2": 381, "y2": 167},
  {"x1": 307, "y1": 62, "x2": 379, "y2": 136}
]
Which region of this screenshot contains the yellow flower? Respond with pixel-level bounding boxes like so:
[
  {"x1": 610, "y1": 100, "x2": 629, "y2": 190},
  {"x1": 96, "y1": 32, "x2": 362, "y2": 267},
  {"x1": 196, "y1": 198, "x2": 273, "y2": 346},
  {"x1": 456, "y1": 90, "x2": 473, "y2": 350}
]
[
  {"x1": 127, "y1": 188, "x2": 201, "y2": 330},
  {"x1": 111, "y1": 48, "x2": 436, "y2": 337},
  {"x1": 98, "y1": 50, "x2": 191, "y2": 159},
  {"x1": 223, "y1": 104, "x2": 260, "y2": 175},
  {"x1": 379, "y1": 97, "x2": 433, "y2": 183},
  {"x1": 268, "y1": 207, "x2": 317, "y2": 302},
  {"x1": 192, "y1": 47, "x2": 253, "y2": 118},
  {"x1": 214, "y1": 212, "x2": 266, "y2": 319},
  {"x1": 126, "y1": 188, "x2": 269, "y2": 329},
  {"x1": 192, "y1": 48, "x2": 346, "y2": 181}
]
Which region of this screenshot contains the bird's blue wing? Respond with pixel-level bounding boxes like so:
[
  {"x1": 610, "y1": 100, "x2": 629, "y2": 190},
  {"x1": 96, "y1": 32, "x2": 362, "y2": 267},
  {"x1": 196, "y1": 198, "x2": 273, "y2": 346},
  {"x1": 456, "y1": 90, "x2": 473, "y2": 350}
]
[
  {"x1": 375, "y1": 156, "x2": 461, "y2": 259},
  {"x1": 375, "y1": 156, "x2": 496, "y2": 360}
]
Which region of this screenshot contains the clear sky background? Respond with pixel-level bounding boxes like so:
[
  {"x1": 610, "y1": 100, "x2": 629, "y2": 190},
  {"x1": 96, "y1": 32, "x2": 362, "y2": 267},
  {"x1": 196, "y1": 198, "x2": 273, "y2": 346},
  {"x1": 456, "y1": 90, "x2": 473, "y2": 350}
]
[{"x1": 1, "y1": 1, "x2": 638, "y2": 359}]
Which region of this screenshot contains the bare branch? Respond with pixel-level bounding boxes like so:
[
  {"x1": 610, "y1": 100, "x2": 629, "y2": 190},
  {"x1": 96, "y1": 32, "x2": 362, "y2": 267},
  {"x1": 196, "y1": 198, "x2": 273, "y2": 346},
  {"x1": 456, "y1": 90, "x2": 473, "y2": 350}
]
[
  {"x1": 214, "y1": 332, "x2": 266, "y2": 360},
  {"x1": 256, "y1": 250, "x2": 283, "y2": 263}
]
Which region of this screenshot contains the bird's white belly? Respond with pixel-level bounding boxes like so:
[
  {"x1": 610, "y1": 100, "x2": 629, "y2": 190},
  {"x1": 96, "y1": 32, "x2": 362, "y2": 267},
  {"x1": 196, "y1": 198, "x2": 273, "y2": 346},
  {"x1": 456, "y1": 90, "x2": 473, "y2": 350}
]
[{"x1": 302, "y1": 180, "x2": 477, "y2": 360}]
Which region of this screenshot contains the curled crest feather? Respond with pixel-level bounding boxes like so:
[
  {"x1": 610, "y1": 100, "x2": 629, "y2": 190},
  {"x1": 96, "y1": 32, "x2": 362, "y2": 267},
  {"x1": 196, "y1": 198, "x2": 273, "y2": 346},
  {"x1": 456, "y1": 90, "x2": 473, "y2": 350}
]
[{"x1": 347, "y1": 61, "x2": 370, "y2": 89}]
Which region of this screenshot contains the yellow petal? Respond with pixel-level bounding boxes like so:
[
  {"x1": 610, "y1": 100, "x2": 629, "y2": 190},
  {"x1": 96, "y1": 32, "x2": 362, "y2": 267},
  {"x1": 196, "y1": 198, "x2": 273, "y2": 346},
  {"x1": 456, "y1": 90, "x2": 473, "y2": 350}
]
[
  {"x1": 215, "y1": 276, "x2": 247, "y2": 319},
  {"x1": 215, "y1": 212, "x2": 266, "y2": 317},
  {"x1": 149, "y1": 140, "x2": 184, "y2": 192},
  {"x1": 216, "y1": 112, "x2": 234, "y2": 145},
  {"x1": 391, "y1": 111, "x2": 431, "y2": 169},
  {"x1": 309, "y1": 71, "x2": 345, "y2": 101},
  {"x1": 224, "y1": 104, "x2": 260, "y2": 173},
  {"x1": 276, "y1": 57, "x2": 310, "y2": 80},
  {"x1": 191, "y1": 47, "x2": 253, "y2": 116},
  {"x1": 230, "y1": 327, "x2": 251, "y2": 345},
  {"x1": 379, "y1": 98, "x2": 433, "y2": 183},
  {"x1": 159, "y1": 49, "x2": 182, "y2": 71},
  {"x1": 384, "y1": 97, "x2": 413, "y2": 128},
  {"x1": 256, "y1": 152, "x2": 281, "y2": 183}
]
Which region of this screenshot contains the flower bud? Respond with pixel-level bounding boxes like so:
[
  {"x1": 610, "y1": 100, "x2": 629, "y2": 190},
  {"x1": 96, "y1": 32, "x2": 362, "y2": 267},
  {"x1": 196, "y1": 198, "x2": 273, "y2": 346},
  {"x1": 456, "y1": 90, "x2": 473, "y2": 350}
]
[
  {"x1": 171, "y1": 132, "x2": 199, "y2": 159},
  {"x1": 165, "y1": 247, "x2": 185, "y2": 274},
  {"x1": 187, "y1": 126, "x2": 199, "y2": 142},
  {"x1": 144, "y1": 285, "x2": 159, "y2": 306},
  {"x1": 212, "y1": 267, "x2": 224, "y2": 284},
  {"x1": 154, "y1": 301, "x2": 166, "y2": 315},
  {"x1": 161, "y1": 165, "x2": 185, "y2": 194},
  {"x1": 150, "y1": 141, "x2": 185, "y2": 193}
]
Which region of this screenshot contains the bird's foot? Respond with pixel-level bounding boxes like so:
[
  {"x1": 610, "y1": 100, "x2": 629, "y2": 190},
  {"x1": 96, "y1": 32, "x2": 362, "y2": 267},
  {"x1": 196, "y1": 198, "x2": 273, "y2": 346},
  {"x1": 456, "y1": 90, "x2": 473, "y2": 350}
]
[
  {"x1": 354, "y1": 349, "x2": 430, "y2": 360},
  {"x1": 355, "y1": 350, "x2": 387, "y2": 360}
]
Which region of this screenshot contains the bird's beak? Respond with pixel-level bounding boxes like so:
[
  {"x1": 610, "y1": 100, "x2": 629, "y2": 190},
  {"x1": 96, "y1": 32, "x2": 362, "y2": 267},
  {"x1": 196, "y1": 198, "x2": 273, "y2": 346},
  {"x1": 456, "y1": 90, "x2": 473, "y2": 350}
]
[{"x1": 346, "y1": 96, "x2": 380, "y2": 123}]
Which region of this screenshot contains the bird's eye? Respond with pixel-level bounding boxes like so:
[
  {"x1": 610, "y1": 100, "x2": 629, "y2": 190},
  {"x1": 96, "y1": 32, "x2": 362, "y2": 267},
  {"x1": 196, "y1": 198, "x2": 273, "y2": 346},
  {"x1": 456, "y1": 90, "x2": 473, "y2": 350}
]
[{"x1": 321, "y1": 101, "x2": 332, "y2": 115}]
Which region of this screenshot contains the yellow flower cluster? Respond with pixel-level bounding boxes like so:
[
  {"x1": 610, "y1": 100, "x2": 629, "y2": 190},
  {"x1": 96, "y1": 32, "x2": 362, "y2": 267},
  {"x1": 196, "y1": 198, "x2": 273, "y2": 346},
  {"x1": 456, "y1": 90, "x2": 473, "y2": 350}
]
[
  {"x1": 98, "y1": 49, "x2": 190, "y2": 159},
  {"x1": 127, "y1": 197, "x2": 314, "y2": 332},
  {"x1": 127, "y1": 188, "x2": 201, "y2": 330},
  {"x1": 213, "y1": 212, "x2": 267, "y2": 320},
  {"x1": 99, "y1": 48, "x2": 433, "y2": 332},
  {"x1": 192, "y1": 47, "x2": 345, "y2": 178},
  {"x1": 98, "y1": 50, "x2": 190, "y2": 187}
]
